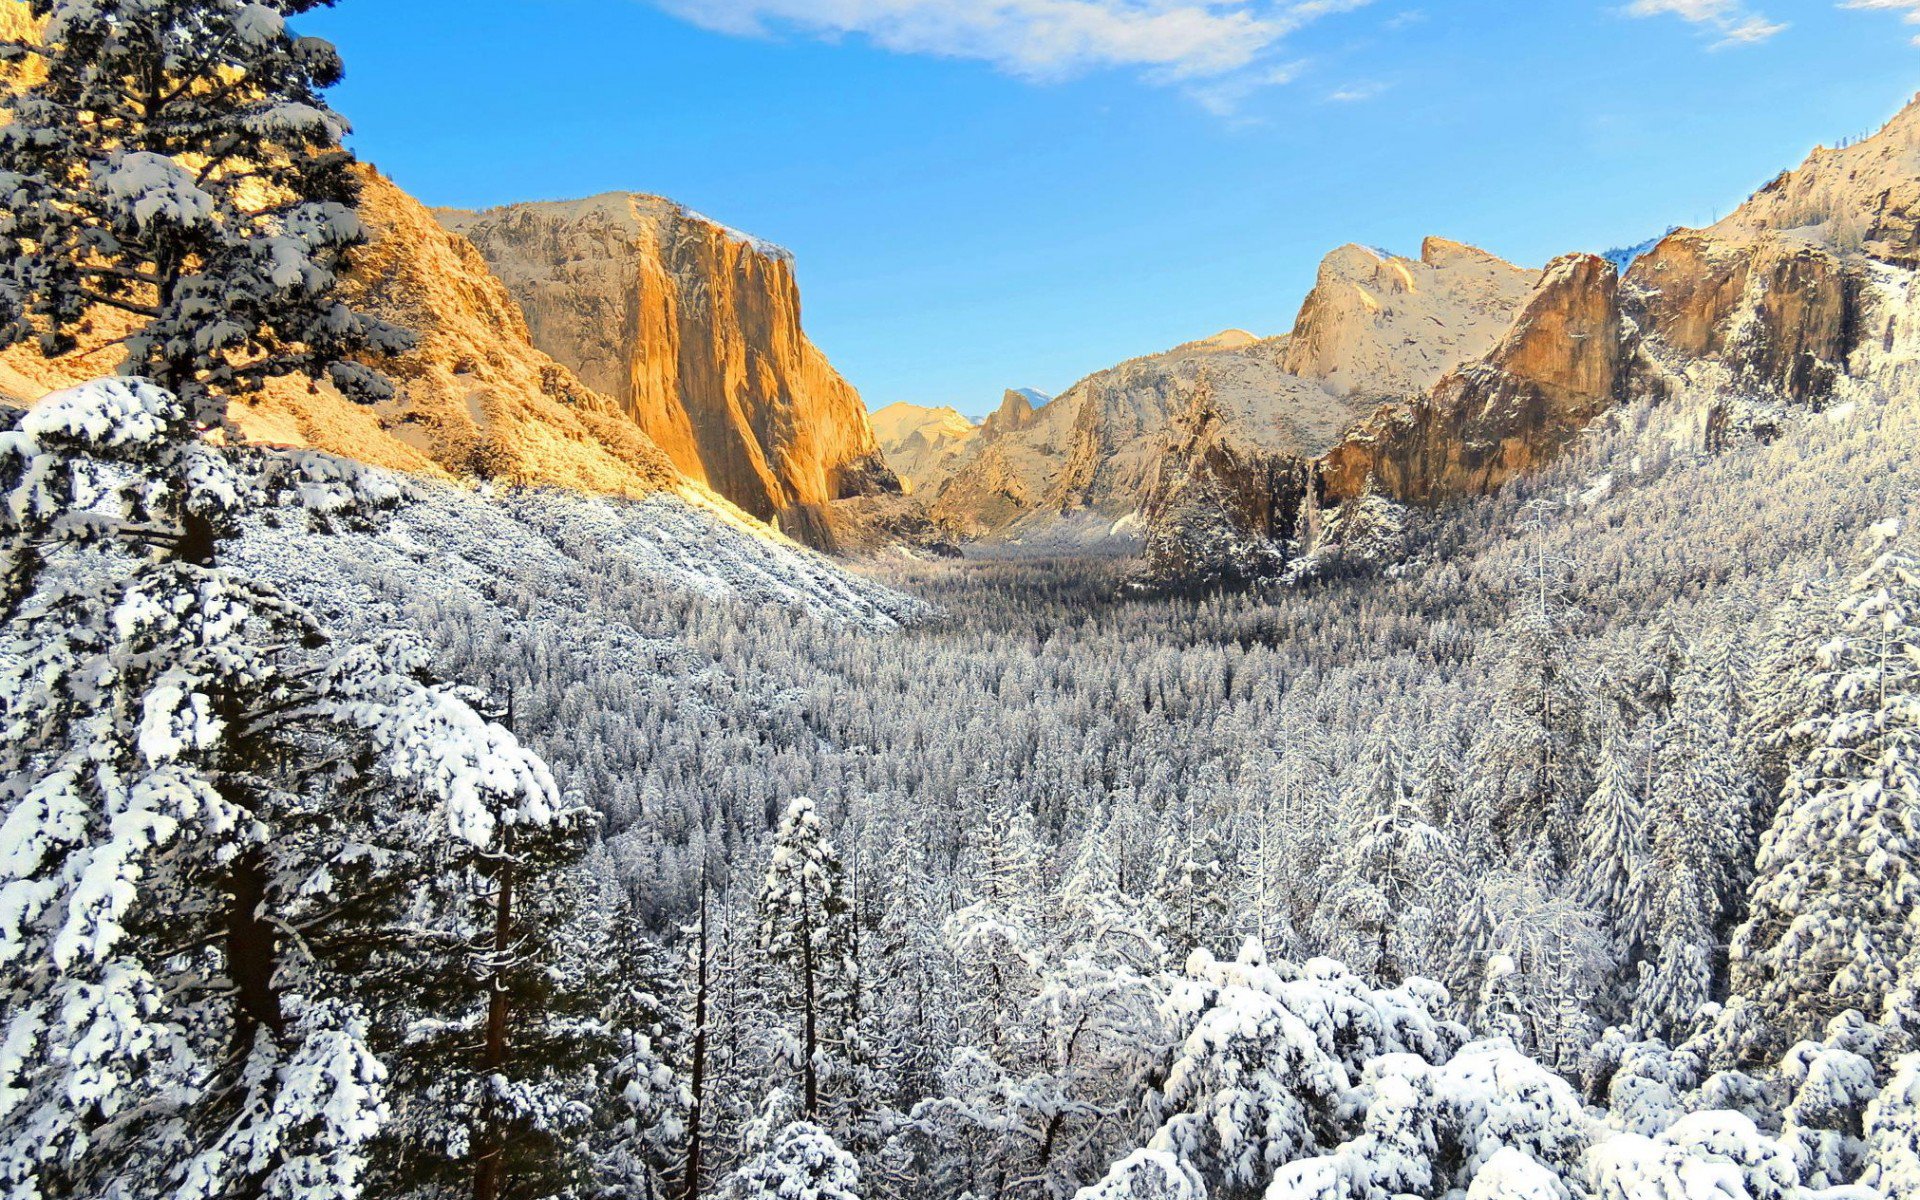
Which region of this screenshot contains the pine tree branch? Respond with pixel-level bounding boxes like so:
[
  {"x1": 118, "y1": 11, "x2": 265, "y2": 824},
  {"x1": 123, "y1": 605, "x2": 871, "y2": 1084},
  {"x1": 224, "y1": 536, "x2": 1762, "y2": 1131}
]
[
  {"x1": 80, "y1": 262, "x2": 166, "y2": 288},
  {"x1": 76, "y1": 288, "x2": 161, "y2": 319}
]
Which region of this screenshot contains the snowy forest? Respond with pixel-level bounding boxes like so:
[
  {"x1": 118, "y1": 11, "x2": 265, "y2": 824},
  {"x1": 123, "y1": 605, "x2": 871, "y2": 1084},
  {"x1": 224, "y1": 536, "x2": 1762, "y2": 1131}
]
[{"x1": 2, "y1": 2, "x2": 1920, "y2": 1200}]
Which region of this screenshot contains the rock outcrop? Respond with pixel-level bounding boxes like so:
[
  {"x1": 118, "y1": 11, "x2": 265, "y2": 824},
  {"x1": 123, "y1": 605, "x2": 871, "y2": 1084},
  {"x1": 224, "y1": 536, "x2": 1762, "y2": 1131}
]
[
  {"x1": 1130, "y1": 94, "x2": 1920, "y2": 587},
  {"x1": 439, "y1": 195, "x2": 900, "y2": 548},
  {"x1": 1616, "y1": 95, "x2": 1920, "y2": 406},
  {"x1": 1318, "y1": 253, "x2": 1637, "y2": 507},
  {"x1": 931, "y1": 329, "x2": 1372, "y2": 542},
  {"x1": 935, "y1": 238, "x2": 1541, "y2": 549},
  {"x1": 1281, "y1": 239, "x2": 1539, "y2": 399},
  {"x1": 870, "y1": 402, "x2": 979, "y2": 494},
  {"x1": 0, "y1": 166, "x2": 685, "y2": 498},
  {"x1": 981, "y1": 388, "x2": 1046, "y2": 439}
]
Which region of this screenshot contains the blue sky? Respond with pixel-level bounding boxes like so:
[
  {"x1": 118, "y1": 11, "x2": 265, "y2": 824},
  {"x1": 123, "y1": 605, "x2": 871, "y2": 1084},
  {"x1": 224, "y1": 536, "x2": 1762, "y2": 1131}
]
[{"x1": 305, "y1": 1, "x2": 1920, "y2": 417}]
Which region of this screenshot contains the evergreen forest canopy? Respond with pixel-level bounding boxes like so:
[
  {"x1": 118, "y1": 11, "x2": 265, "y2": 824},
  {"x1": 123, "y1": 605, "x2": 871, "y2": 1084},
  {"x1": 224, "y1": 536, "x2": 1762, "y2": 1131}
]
[{"x1": 0, "y1": 3, "x2": 1918, "y2": 1200}]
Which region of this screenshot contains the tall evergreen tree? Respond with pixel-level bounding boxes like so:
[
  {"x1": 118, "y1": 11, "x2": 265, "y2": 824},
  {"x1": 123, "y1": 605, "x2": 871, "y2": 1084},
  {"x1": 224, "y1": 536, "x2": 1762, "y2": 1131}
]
[
  {"x1": 1741, "y1": 576, "x2": 1839, "y2": 833},
  {"x1": 0, "y1": 0, "x2": 409, "y2": 435},
  {"x1": 1578, "y1": 720, "x2": 1652, "y2": 970},
  {"x1": 1731, "y1": 532, "x2": 1920, "y2": 1052},
  {"x1": 1318, "y1": 736, "x2": 1464, "y2": 986},
  {"x1": 1466, "y1": 546, "x2": 1593, "y2": 870},
  {"x1": 759, "y1": 797, "x2": 855, "y2": 1122},
  {"x1": 1151, "y1": 783, "x2": 1232, "y2": 962},
  {"x1": 0, "y1": 379, "x2": 570, "y2": 1199}
]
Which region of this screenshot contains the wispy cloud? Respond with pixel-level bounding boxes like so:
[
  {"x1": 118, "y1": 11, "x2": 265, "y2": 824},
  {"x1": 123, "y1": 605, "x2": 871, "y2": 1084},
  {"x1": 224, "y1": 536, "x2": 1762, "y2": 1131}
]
[
  {"x1": 651, "y1": 0, "x2": 1374, "y2": 107},
  {"x1": 1191, "y1": 62, "x2": 1308, "y2": 118},
  {"x1": 1841, "y1": 0, "x2": 1920, "y2": 44},
  {"x1": 1626, "y1": 0, "x2": 1787, "y2": 46},
  {"x1": 1326, "y1": 81, "x2": 1386, "y2": 101}
]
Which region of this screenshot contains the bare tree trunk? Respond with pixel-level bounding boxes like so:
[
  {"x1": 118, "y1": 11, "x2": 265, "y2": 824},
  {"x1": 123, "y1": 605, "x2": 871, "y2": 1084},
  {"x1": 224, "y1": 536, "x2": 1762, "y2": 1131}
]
[
  {"x1": 227, "y1": 848, "x2": 282, "y2": 1053},
  {"x1": 474, "y1": 827, "x2": 514, "y2": 1200},
  {"x1": 683, "y1": 877, "x2": 710, "y2": 1200},
  {"x1": 476, "y1": 692, "x2": 518, "y2": 1200}
]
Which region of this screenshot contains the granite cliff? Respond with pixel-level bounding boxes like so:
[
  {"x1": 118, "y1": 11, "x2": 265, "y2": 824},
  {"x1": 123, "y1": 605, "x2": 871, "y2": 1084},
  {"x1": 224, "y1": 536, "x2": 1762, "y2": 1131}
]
[
  {"x1": 932, "y1": 238, "x2": 1542, "y2": 548},
  {"x1": 1, "y1": 0, "x2": 885, "y2": 548},
  {"x1": 870, "y1": 401, "x2": 980, "y2": 494},
  {"x1": 0, "y1": 165, "x2": 684, "y2": 498},
  {"x1": 439, "y1": 195, "x2": 901, "y2": 548}
]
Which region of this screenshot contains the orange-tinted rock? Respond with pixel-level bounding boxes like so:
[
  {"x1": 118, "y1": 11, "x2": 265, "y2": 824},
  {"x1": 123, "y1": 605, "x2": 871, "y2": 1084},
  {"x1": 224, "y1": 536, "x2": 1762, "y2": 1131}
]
[
  {"x1": 980, "y1": 389, "x2": 1043, "y2": 440},
  {"x1": 1319, "y1": 254, "x2": 1634, "y2": 508},
  {"x1": 1619, "y1": 96, "x2": 1920, "y2": 404},
  {"x1": 439, "y1": 195, "x2": 900, "y2": 548},
  {"x1": 0, "y1": 166, "x2": 685, "y2": 499}
]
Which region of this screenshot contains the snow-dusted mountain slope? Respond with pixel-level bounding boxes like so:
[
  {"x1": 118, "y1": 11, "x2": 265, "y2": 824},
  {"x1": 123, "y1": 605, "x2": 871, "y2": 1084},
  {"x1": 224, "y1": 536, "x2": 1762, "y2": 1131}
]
[
  {"x1": 930, "y1": 238, "x2": 1539, "y2": 546},
  {"x1": 235, "y1": 479, "x2": 917, "y2": 641}
]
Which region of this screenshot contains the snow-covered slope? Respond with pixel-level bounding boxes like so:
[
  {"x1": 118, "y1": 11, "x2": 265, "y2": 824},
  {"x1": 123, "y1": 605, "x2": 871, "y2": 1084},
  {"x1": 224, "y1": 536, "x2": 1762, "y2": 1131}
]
[{"x1": 234, "y1": 478, "x2": 919, "y2": 641}]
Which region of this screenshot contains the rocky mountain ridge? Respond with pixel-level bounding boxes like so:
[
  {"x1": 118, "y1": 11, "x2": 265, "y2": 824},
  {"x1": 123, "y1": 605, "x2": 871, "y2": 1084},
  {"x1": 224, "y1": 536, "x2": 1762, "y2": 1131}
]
[
  {"x1": 869, "y1": 401, "x2": 981, "y2": 494},
  {"x1": 927, "y1": 91, "x2": 1920, "y2": 587},
  {"x1": 928, "y1": 236, "x2": 1546, "y2": 547},
  {"x1": 0, "y1": 0, "x2": 895, "y2": 550},
  {"x1": 0, "y1": 163, "x2": 696, "y2": 500}
]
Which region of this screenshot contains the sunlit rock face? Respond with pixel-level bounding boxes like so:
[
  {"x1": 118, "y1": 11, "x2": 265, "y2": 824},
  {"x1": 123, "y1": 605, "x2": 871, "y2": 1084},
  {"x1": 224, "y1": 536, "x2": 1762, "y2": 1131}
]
[
  {"x1": 1280, "y1": 238, "x2": 1540, "y2": 400},
  {"x1": 870, "y1": 402, "x2": 980, "y2": 495},
  {"x1": 1617, "y1": 100, "x2": 1920, "y2": 404},
  {"x1": 934, "y1": 237, "x2": 1542, "y2": 552},
  {"x1": 1134, "y1": 95, "x2": 1920, "y2": 587},
  {"x1": 1317, "y1": 252, "x2": 1639, "y2": 509},
  {"x1": 438, "y1": 195, "x2": 900, "y2": 549},
  {"x1": 0, "y1": 164, "x2": 685, "y2": 499},
  {"x1": 0, "y1": 0, "x2": 693, "y2": 504}
]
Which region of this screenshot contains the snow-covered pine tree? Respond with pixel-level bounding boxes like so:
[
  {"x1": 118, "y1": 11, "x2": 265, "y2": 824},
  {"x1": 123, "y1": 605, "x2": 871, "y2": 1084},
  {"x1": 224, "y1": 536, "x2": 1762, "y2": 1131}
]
[
  {"x1": 1055, "y1": 806, "x2": 1167, "y2": 993},
  {"x1": 865, "y1": 818, "x2": 954, "y2": 1110},
  {"x1": 726, "y1": 1121, "x2": 860, "y2": 1200},
  {"x1": 946, "y1": 790, "x2": 1046, "y2": 1060},
  {"x1": 380, "y1": 822, "x2": 691, "y2": 1198},
  {"x1": 0, "y1": 379, "x2": 567, "y2": 1199},
  {"x1": 1465, "y1": 537, "x2": 1593, "y2": 870},
  {"x1": 0, "y1": 0, "x2": 410, "y2": 434},
  {"x1": 1862, "y1": 1054, "x2": 1920, "y2": 1198},
  {"x1": 1578, "y1": 719, "x2": 1652, "y2": 975},
  {"x1": 1730, "y1": 528, "x2": 1920, "y2": 1054},
  {"x1": 1317, "y1": 735, "x2": 1464, "y2": 986},
  {"x1": 1630, "y1": 614, "x2": 1691, "y2": 722},
  {"x1": 589, "y1": 864, "x2": 691, "y2": 1200},
  {"x1": 1636, "y1": 633, "x2": 1756, "y2": 1043},
  {"x1": 1444, "y1": 887, "x2": 1496, "y2": 1017},
  {"x1": 1740, "y1": 575, "x2": 1840, "y2": 837},
  {"x1": 759, "y1": 797, "x2": 856, "y2": 1123},
  {"x1": 1150, "y1": 783, "x2": 1232, "y2": 961},
  {"x1": 1232, "y1": 784, "x2": 1299, "y2": 961},
  {"x1": 1466, "y1": 870, "x2": 1610, "y2": 1059}
]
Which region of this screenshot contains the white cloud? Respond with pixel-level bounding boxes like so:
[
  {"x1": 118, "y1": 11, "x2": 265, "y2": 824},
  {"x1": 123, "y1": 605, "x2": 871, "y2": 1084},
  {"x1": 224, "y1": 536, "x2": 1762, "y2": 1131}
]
[
  {"x1": 1627, "y1": 0, "x2": 1788, "y2": 46},
  {"x1": 1840, "y1": 0, "x2": 1920, "y2": 45},
  {"x1": 1190, "y1": 61, "x2": 1308, "y2": 118},
  {"x1": 652, "y1": 0, "x2": 1372, "y2": 91},
  {"x1": 1326, "y1": 81, "x2": 1386, "y2": 101}
]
